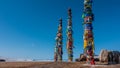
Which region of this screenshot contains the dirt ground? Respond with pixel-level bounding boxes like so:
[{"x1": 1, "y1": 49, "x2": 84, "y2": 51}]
[{"x1": 0, "y1": 62, "x2": 120, "y2": 68}]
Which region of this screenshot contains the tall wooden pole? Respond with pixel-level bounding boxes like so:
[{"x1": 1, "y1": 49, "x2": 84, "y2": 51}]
[
  {"x1": 54, "y1": 18, "x2": 63, "y2": 62},
  {"x1": 82, "y1": 0, "x2": 95, "y2": 65},
  {"x1": 67, "y1": 8, "x2": 73, "y2": 62}
]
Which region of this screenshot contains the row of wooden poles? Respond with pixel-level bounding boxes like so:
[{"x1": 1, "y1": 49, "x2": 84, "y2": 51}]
[
  {"x1": 54, "y1": 0, "x2": 95, "y2": 64},
  {"x1": 54, "y1": 9, "x2": 73, "y2": 62}
]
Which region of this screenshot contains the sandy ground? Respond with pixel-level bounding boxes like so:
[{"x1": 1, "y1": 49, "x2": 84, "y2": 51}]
[{"x1": 0, "y1": 62, "x2": 120, "y2": 68}]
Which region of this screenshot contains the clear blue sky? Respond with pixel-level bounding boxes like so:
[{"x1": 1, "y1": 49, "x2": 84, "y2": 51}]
[{"x1": 0, "y1": 0, "x2": 120, "y2": 60}]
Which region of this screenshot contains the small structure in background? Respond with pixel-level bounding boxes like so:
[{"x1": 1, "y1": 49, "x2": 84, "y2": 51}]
[
  {"x1": 54, "y1": 18, "x2": 63, "y2": 62},
  {"x1": 82, "y1": 0, "x2": 95, "y2": 65},
  {"x1": 75, "y1": 54, "x2": 86, "y2": 62},
  {"x1": 99, "y1": 49, "x2": 120, "y2": 64},
  {"x1": 75, "y1": 54, "x2": 99, "y2": 62},
  {"x1": 66, "y1": 8, "x2": 74, "y2": 62},
  {"x1": 0, "y1": 59, "x2": 6, "y2": 62}
]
